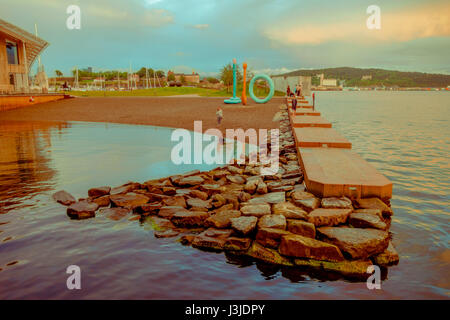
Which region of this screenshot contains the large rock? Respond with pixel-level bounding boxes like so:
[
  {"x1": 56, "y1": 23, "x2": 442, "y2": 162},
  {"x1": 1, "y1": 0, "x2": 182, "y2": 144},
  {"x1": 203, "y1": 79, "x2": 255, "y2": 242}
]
[
  {"x1": 317, "y1": 227, "x2": 390, "y2": 260},
  {"x1": 240, "y1": 204, "x2": 271, "y2": 217},
  {"x1": 230, "y1": 216, "x2": 258, "y2": 235},
  {"x1": 248, "y1": 192, "x2": 285, "y2": 204},
  {"x1": 272, "y1": 202, "x2": 307, "y2": 220},
  {"x1": 90, "y1": 195, "x2": 110, "y2": 207},
  {"x1": 171, "y1": 211, "x2": 210, "y2": 227},
  {"x1": 287, "y1": 219, "x2": 316, "y2": 238},
  {"x1": 189, "y1": 189, "x2": 209, "y2": 200},
  {"x1": 67, "y1": 201, "x2": 99, "y2": 219},
  {"x1": 146, "y1": 216, "x2": 175, "y2": 230},
  {"x1": 372, "y1": 241, "x2": 399, "y2": 266},
  {"x1": 244, "y1": 179, "x2": 259, "y2": 194},
  {"x1": 205, "y1": 210, "x2": 241, "y2": 229},
  {"x1": 256, "y1": 182, "x2": 268, "y2": 194},
  {"x1": 308, "y1": 208, "x2": 352, "y2": 227},
  {"x1": 224, "y1": 237, "x2": 252, "y2": 251},
  {"x1": 175, "y1": 175, "x2": 205, "y2": 187},
  {"x1": 53, "y1": 190, "x2": 76, "y2": 206},
  {"x1": 186, "y1": 197, "x2": 212, "y2": 210},
  {"x1": 198, "y1": 184, "x2": 223, "y2": 196},
  {"x1": 353, "y1": 208, "x2": 383, "y2": 219},
  {"x1": 110, "y1": 182, "x2": 140, "y2": 195},
  {"x1": 192, "y1": 228, "x2": 233, "y2": 250},
  {"x1": 246, "y1": 242, "x2": 294, "y2": 266},
  {"x1": 88, "y1": 186, "x2": 111, "y2": 198},
  {"x1": 293, "y1": 197, "x2": 320, "y2": 213},
  {"x1": 158, "y1": 206, "x2": 188, "y2": 218},
  {"x1": 348, "y1": 212, "x2": 387, "y2": 230},
  {"x1": 321, "y1": 197, "x2": 353, "y2": 209},
  {"x1": 279, "y1": 234, "x2": 344, "y2": 262},
  {"x1": 98, "y1": 207, "x2": 131, "y2": 221},
  {"x1": 238, "y1": 191, "x2": 252, "y2": 203},
  {"x1": 110, "y1": 193, "x2": 149, "y2": 209},
  {"x1": 355, "y1": 198, "x2": 393, "y2": 216},
  {"x1": 133, "y1": 202, "x2": 162, "y2": 215},
  {"x1": 258, "y1": 214, "x2": 286, "y2": 230},
  {"x1": 290, "y1": 191, "x2": 315, "y2": 201},
  {"x1": 227, "y1": 165, "x2": 244, "y2": 175},
  {"x1": 211, "y1": 194, "x2": 227, "y2": 208},
  {"x1": 226, "y1": 175, "x2": 246, "y2": 184},
  {"x1": 294, "y1": 258, "x2": 372, "y2": 278},
  {"x1": 256, "y1": 227, "x2": 291, "y2": 249},
  {"x1": 162, "y1": 195, "x2": 187, "y2": 208}
]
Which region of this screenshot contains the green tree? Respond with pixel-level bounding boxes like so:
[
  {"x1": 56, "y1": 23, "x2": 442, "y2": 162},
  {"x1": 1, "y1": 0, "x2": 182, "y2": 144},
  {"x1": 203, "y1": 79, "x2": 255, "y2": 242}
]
[
  {"x1": 180, "y1": 74, "x2": 186, "y2": 85},
  {"x1": 55, "y1": 70, "x2": 63, "y2": 77},
  {"x1": 167, "y1": 73, "x2": 175, "y2": 81},
  {"x1": 155, "y1": 70, "x2": 165, "y2": 78},
  {"x1": 220, "y1": 63, "x2": 242, "y2": 93}
]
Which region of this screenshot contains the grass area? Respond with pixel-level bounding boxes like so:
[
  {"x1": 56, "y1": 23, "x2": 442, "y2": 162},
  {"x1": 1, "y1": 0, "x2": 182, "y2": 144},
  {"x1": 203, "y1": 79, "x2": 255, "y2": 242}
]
[{"x1": 65, "y1": 86, "x2": 285, "y2": 98}]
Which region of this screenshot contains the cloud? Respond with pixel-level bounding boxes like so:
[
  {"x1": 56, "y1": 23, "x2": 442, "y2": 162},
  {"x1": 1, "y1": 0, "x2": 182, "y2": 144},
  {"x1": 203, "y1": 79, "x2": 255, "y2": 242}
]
[
  {"x1": 189, "y1": 24, "x2": 209, "y2": 30},
  {"x1": 143, "y1": 9, "x2": 174, "y2": 27},
  {"x1": 263, "y1": 2, "x2": 450, "y2": 45}
]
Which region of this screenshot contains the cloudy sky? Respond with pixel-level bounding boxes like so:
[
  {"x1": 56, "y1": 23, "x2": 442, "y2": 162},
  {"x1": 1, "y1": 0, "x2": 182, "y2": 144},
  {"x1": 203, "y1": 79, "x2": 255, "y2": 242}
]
[{"x1": 3, "y1": 0, "x2": 449, "y2": 76}]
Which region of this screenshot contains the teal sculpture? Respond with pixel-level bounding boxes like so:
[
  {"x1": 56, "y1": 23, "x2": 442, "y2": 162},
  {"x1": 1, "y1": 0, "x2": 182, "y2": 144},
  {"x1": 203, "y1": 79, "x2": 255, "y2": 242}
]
[
  {"x1": 249, "y1": 74, "x2": 274, "y2": 104},
  {"x1": 224, "y1": 58, "x2": 242, "y2": 104}
]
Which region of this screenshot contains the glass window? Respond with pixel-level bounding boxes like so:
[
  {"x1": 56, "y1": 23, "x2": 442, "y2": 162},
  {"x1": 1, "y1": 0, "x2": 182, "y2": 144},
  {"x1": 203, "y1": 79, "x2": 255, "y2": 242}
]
[{"x1": 6, "y1": 41, "x2": 19, "y2": 65}]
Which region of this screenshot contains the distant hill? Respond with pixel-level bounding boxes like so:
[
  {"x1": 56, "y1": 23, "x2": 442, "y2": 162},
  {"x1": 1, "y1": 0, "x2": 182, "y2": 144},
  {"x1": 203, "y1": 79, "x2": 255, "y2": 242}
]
[{"x1": 277, "y1": 67, "x2": 450, "y2": 88}]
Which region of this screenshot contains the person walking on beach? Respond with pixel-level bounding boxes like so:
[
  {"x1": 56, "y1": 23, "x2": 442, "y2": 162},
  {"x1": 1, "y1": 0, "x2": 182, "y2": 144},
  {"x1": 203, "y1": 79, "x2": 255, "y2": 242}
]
[
  {"x1": 290, "y1": 93, "x2": 297, "y2": 114},
  {"x1": 286, "y1": 85, "x2": 291, "y2": 96},
  {"x1": 216, "y1": 107, "x2": 223, "y2": 125}
]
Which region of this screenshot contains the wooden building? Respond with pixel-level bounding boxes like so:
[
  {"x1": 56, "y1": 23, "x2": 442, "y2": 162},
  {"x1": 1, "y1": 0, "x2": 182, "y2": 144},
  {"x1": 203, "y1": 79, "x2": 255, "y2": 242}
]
[{"x1": 0, "y1": 18, "x2": 48, "y2": 94}]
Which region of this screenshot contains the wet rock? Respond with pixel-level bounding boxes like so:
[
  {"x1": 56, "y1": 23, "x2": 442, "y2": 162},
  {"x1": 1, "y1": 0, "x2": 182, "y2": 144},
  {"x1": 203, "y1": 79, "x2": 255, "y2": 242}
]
[
  {"x1": 246, "y1": 242, "x2": 294, "y2": 266},
  {"x1": 189, "y1": 189, "x2": 209, "y2": 201},
  {"x1": 349, "y1": 212, "x2": 387, "y2": 230},
  {"x1": 186, "y1": 197, "x2": 212, "y2": 210},
  {"x1": 192, "y1": 228, "x2": 233, "y2": 250},
  {"x1": 175, "y1": 175, "x2": 205, "y2": 187},
  {"x1": 230, "y1": 216, "x2": 258, "y2": 235},
  {"x1": 133, "y1": 202, "x2": 162, "y2": 215},
  {"x1": 372, "y1": 241, "x2": 399, "y2": 266},
  {"x1": 211, "y1": 194, "x2": 227, "y2": 208},
  {"x1": 226, "y1": 175, "x2": 246, "y2": 184},
  {"x1": 158, "y1": 206, "x2": 188, "y2": 218},
  {"x1": 256, "y1": 228, "x2": 291, "y2": 249},
  {"x1": 240, "y1": 204, "x2": 271, "y2": 217},
  {"x1": 67, "y1": 201, "x2": 99, "y2": 219},
  {"x1": 53, "y1": 190, "x2": 76, "y2": 206},
  {"x1": 272, "y1": 202, "x2": 307, "y2": 220},
  {"x1": 238, "y1": 191, "x2": 252, "y2": 203},
  {"x1": 353, "y1": 208, "x2": 383, "y2": 219},
  {"x1": 110, "y1": 182, "x2": 140, "y2": 195},
  {"x1": 205, "y1": 210, "x2": 241, "y2": 229},
  {"x1": 110, "y1": 193, "x2": 149, "y2": 209},
  {"x1": 355, "y1": 198, "x2": 393, "y2": 217},
  {"x1": 198, "y1": 184, "x2": 223, "y2": 196},
  {"x1": 248, "y1": 192, "x2": 285, "y2": 204},
  {"x1": 294, "y1": 258, "x2": 372, "y2": 277},
  {"x1": 293, "y1": 197, "x2": 320, "y2": 213},
  {"x1": 279, "y1": 234, "x2": 344, "y2": 262},
  {"x1": 98, "y1": 207, "x2": 131, "y2": 221},
  {"x1": 162, "y1": 187, "x2": 177, "y2": 196},
  {"x1": 258, "y1": 214, "x2": 286, "y2": 230},
  {"x1": 90, "y1": 195, "x2": 110, "y2": 207},
  {"x1": 179, "y1": 234, "x2": 196, "y2": 245},
  {"x1": 308, "y1": 208, "x2": 352, "y2": 227},
  {"x1": 321, "y1": 197, "x2": 353, "y2": 209},
  {"x1": 287, "y1": 220, "x2": 316, "y2": 238},
  {"x1": 171, "y1": 211, "x2": 210, "y2": 227},
  {"x1": 88, "y1": 186, "x2": 111, "y2": 198},
  {"x1": 147, "y1": 216, "x2": 175, "y2": 230},
  {"x1": 162, "y1": 195, "x2": 187, "y2": 208},
  {"x1": 256, "y1": 182, "x2": 268, "y2": 194},
  {"x1": 317, "y1": 227, "x2": 390, "y2": 260},
  {"x1": 224, "y1": 237, "x2": 252, "y2": 251},
  {"x1": 154, "y1": 229, "x2": 179, "y2": 238}
]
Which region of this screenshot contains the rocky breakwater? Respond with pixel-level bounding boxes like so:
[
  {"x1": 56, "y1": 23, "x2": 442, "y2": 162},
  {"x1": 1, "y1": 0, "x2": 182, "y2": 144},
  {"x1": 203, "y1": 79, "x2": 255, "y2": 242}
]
[{"x1": 53, "y1": 105, "x2": 399, "y2": 280}]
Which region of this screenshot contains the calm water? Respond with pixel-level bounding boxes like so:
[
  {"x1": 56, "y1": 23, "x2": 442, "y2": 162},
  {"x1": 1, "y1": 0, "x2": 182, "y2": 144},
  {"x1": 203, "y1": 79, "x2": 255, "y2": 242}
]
[{"x1": 0, "y1": 91, "x2": 449, "y2": 299}]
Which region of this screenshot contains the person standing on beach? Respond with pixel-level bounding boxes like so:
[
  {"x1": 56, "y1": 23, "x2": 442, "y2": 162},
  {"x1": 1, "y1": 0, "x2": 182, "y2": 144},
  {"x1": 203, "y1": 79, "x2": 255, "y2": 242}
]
[
  {"x1": 286, "y1": 85, "x2": 291, "y2": 96},
  {"x1": 290, "y1": 93, "x2": 297, "y2": 113},
  {"x1": 216, "y1": 107, "x2": 223, "y2": 125}
]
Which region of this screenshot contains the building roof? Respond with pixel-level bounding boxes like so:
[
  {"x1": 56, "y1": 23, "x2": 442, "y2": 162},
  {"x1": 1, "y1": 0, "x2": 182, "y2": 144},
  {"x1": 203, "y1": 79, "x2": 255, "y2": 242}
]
[{"x1": 0, "y1": 18, "x2": 49, "y2": 72}]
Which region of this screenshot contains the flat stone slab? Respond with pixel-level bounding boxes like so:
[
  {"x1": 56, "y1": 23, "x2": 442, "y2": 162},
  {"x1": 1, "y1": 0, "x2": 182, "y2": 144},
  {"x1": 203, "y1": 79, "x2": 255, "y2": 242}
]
[
  {"x1": 67, "y1": 201, "x2": 98, "y2": 219},
  {"x1": 348, "y1": 212, "x2": 387, "y2": 230},
  {"x1": 256, "y1": 228, "x2": 291, "y2": 249},
  {"x1": 258, "y1": 214, "x2": 287, "y2": 230},
  {"x1": 279, "y1": 234, "x2": 344, "y2": 262},
  {"x1": 110, "y1": 193, "x2": 149, "y2": 208},
  {"x1": 287, "y1": 219, "x2": 316, "y2": 238},
  {"x1": 298, "y1": 148, "x2": 393, "y2": 199},
  {"x1": 230, "y1": 216, "x2": 258, "y2": 235},
  {"x1": 293, "y1": 127, "x2": 352, "y2": 148},
  {"x1": 317, "y1": 227, "x2": 390, "y2": 260},
  {"x1": 247, "y1": 192, "x2": 286, "y2": 204},
  {"x1": 53, "y1": 190, "x2": 76, "y2": 206},
  {"x1": 205, "y1": 210, "x2": 241, "y2": 229},
  {"x1": 272, "y1": 202, "x2": 307, "y2": 220},
  {"x1": 292, "y1": 116, "x2": 332, "y2": 128},
  {"x1": 372, "y1": 241, "x2": 399, "y2": 266},
  {"x1": 240, "y1": 204, "x2": 271, "y2": 217},
  {"x1": 295, "y1": 108, "x2": 321, "y2": 116},
  {"x1": 308, "y1": 208, "x2": 352, "y2": 227},
  {"x1": 171, "y1": 211, "x2": 210, "y2": 227}
]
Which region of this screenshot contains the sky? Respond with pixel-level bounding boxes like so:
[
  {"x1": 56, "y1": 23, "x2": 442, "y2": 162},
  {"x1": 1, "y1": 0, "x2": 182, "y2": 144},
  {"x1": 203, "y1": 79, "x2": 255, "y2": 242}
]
[{"x1": 2, "y1": 0, "x2": 450, "y2": 77}]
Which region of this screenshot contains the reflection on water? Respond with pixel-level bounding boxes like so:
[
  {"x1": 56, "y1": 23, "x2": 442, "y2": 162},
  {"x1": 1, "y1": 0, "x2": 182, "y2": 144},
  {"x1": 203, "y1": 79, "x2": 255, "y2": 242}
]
[{"x1": 0, "y1": 91, "x2": 449, "y2": 299}]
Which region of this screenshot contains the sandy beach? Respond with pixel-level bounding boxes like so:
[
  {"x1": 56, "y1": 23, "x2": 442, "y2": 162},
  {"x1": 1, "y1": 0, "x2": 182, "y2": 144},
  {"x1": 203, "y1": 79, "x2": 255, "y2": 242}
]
[{"x1": 0, "y1": 96, "x2": 284, "y2": 133}]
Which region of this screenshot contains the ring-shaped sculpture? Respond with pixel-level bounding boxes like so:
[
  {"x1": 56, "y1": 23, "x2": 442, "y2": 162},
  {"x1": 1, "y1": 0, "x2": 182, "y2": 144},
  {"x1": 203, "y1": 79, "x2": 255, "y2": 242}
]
[{"x1": 249, "y1": 74, "x2": 275, "y2": 104}]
